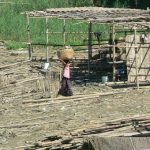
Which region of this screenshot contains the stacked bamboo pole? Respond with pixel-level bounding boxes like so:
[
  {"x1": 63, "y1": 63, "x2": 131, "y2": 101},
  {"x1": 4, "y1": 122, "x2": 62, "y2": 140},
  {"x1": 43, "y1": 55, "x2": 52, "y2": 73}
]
[{"x1": 15, "y1": 114, "x2": 150, "y2": 150}]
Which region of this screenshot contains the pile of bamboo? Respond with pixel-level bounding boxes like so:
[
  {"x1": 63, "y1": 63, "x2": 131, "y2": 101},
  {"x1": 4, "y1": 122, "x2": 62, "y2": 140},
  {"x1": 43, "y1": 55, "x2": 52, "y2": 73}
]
[
  {"x1": 0, "y1": 60, "x2": 60, "y2": 102},
  {"x1": 16, "y1": 115, "x2": 150, "y2": 150}
]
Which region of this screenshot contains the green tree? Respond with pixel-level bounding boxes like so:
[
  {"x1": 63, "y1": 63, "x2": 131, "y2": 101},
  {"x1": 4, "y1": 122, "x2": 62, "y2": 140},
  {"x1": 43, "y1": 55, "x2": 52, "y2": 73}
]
[{"x1": 92, "y1": 0, "x2": 150, "y2": 8}]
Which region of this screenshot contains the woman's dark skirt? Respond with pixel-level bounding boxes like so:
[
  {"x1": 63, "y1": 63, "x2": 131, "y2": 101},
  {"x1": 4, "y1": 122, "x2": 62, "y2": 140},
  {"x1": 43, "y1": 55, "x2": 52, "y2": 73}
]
[{"x1": 58, "y1": 77, "x2": 73, "y2": 96}]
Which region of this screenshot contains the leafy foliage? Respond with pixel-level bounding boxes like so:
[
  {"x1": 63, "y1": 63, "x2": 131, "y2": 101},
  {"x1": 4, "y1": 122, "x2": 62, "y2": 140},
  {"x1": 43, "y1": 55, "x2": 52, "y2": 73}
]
[{"x1": 93, "y1": 0, "x2": 150, "y2": 8}]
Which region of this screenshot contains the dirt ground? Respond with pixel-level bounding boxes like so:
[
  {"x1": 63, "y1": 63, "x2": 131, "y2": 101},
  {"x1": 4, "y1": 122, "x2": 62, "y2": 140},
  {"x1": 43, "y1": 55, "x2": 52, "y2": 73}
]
[{"x1": 0, "y1": 45, "x2": 150, "y2": 150}]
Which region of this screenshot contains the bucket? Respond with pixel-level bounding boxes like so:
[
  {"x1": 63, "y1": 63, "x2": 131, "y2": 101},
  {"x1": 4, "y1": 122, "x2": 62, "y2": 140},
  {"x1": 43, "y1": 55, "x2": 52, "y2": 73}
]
[
  {"x1": 101, "y1": 76, "x2": 108, "y2": 84},
  {"x1": 43, "y1": 62, "x2": 49, "y2": 70}
]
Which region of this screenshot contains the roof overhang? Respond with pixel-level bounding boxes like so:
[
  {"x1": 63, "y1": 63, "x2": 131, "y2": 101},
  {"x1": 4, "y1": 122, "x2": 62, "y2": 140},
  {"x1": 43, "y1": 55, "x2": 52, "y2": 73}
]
[{"x1": 24, "y1": 7, "x2": 150, "y2": 29}]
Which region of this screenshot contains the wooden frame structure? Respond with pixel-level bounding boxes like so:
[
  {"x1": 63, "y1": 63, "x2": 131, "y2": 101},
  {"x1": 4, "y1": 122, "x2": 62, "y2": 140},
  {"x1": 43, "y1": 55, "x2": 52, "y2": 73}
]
[{"x1": 24, "y1": 7, "x2": 150, "y2": 88}]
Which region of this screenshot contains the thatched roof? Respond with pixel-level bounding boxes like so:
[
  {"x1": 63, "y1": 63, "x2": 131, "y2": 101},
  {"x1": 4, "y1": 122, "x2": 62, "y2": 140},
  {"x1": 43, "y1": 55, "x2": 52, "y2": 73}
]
[
  {"x1": 26, "y1": 7, "x2": 150, "y2": 23},
  {"x1": 24, "y1": 7, "x2": 150, "y2": 30}
]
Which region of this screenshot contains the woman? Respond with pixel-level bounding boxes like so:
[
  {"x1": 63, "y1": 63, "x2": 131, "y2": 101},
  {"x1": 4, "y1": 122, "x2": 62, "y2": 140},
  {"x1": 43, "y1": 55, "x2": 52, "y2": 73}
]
[{"x1": 58, "y1": 59, "x2": 73, "y2": 96}]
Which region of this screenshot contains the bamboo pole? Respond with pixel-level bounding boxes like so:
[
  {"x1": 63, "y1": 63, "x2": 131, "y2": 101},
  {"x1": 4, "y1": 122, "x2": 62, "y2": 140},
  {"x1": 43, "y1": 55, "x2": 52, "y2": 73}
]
[
  {"x1": 99, "y1": 45, "x2": 150, "y2": 48},
  {"x1": 23, "y1": 91, "x2": 128, "y2": 107},
  {"x1": 134, "y1": 27, "x2": 139, "y2": 89},
  {"x1": 45, "y1": 17, "x2": 52, "y2": 97},
  {"x1": 26, "y1": 13, "x2": 32, "y2": 60},
  {"x1": 112, "y1": 23, "x2": 116, "y2": 81},
  {"x1": 0, "y1": 120, "x2": 54, "y2": 129},
  {"x1": 47, "y1": 31, "x2": 88, "y2": 34},
  {"x1": 0, "y1": 2, "x2": 30, "y2": 4},
  {"x1": 45, "y1": 17, "x2": 49, "y2": 62},
  {"x1": 15, "y1": 77, "x2": 45, "y2": 85},
  {"x1": 88, "y1": 21, "x2": 92, "y2": 76},
  {"x1": 63, "y1": 19, "x2": 66, "y2": 46},
  {"x1": 0, "y1": 60, "x2": 30, "y2": 69}
]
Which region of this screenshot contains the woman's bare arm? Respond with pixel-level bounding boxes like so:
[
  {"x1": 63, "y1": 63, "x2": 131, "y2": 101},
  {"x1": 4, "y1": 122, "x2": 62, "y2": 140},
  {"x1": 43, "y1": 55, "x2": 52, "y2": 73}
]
[{"x1": 58, "y1": 59, "x2": 66, "y2": 66}]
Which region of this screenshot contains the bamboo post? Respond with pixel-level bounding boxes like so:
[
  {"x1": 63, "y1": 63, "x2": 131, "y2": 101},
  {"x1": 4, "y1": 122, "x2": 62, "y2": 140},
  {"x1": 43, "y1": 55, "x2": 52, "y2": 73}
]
[
  {"x1": 45, "y1": 17, "x2": 49, "y2": 62},
  {"x1": 88, "y1": 21, "x2": 92, "y2": 76},
  {"x1": 134, "y1": 27, "x2": 139, "y2": 89},
  {"x1": 112, "y1": 23, "x2": 116, "y2": 81},
  {"x1": 63, "y1": 19, "x2": 66, "y2": 46},
  {"x1": 26, "y1": 13, "x2": 32, "y2": 60},
  {"x1": 41, "y1": 78, "x2": 46, "y2": 95},
  {"x1": 0, "y1": 75, "x2": 1, "y2": 87},
  {"x1": 47, "y1": 72, "x2": 52, "y2": 98}
]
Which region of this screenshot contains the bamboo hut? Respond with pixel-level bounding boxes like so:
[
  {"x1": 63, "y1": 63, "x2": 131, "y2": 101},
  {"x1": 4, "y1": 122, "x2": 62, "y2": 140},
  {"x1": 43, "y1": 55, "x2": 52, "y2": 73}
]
[{"x1": 24, "y1": 7, "x2": 150, "y2": 88}]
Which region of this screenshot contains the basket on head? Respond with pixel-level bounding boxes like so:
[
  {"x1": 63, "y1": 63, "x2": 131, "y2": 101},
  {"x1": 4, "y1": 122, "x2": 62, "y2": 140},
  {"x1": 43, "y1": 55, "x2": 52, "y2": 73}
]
[{"x1": 57, "y1": 46, "x2": 75, "y2": 61}]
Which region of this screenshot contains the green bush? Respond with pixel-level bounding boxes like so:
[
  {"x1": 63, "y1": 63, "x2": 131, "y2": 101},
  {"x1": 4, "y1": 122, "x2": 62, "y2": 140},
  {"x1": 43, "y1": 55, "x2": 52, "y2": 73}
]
[{"x1": 5, "y1": 41, "x2": 26, "y2": 50}]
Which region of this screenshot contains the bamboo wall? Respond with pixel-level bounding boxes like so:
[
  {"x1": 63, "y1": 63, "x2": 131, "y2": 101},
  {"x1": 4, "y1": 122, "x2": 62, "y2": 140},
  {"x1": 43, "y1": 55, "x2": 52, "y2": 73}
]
[
  {"x1": 126, "y1": 34, "x2": 150, "y2": 82},
  {"x1": 85, "y1": 137, "x2": 150, "y2": 150}
]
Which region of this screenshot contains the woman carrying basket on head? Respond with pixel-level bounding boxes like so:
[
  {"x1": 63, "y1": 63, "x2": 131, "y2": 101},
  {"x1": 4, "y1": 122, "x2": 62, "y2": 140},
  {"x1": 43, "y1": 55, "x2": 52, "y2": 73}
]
[{"x1": 57, "y1": 59, "x2": 73, "y2": 96}]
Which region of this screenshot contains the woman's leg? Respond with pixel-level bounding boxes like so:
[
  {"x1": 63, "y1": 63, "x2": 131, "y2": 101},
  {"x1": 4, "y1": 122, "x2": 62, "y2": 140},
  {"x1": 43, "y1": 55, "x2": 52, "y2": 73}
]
[
  {"x1": 58, "y1": 77, "x2": 67, "y2": 95},
  {"x1": 66, "y1": 78, "x2": 73, "y2": 96}
]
